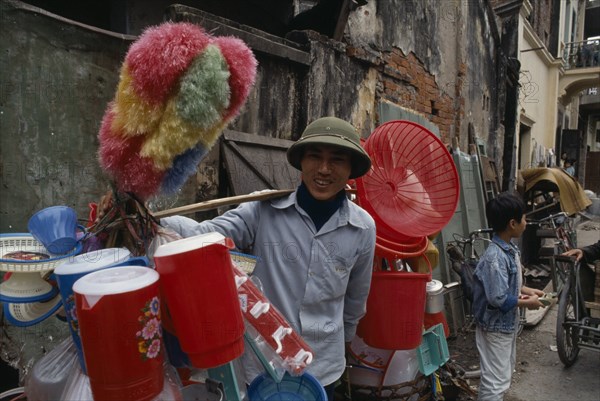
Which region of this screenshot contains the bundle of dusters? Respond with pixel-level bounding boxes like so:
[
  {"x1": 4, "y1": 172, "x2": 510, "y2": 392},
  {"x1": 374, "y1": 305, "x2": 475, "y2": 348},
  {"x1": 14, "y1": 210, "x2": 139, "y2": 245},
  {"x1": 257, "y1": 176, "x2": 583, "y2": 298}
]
[{"x1": 98, "y1": 22, "x2": 257, "y2": 200}]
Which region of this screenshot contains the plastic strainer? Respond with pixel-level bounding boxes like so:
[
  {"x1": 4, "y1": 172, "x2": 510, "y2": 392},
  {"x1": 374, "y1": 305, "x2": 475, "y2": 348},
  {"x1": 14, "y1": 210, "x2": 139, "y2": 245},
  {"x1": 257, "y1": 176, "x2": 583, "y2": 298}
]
[
  {"x1": 357, "y1": 120, "x2": 459, "y2": 238},
  {"x1": 4, "y1": 294, "x2": 63, "y2": 327}
]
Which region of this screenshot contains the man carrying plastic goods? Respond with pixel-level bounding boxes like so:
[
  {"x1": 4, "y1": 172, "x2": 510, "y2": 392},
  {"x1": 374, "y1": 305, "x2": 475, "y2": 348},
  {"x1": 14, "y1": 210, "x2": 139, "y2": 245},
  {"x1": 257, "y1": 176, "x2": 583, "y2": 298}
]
[{"x1": 162, "y1": 116, "x2": 376, "y2": 400}]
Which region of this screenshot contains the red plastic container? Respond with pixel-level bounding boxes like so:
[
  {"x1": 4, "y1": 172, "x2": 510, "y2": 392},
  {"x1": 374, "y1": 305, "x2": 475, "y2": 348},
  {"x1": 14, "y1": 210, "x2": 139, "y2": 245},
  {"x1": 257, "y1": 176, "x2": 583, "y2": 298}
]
[
  {"x1": 424, "y1": 312, "x2": 450, "y2": 338},
  {"x1": 357, "y1": 266, "x2": 431, "y2": 350},
  {"x1": 153, "y1": 232, "x2": 244, "y2": 368},
  {"x1": 73, "y1": 266, "x2": 163, "y2": 401},
  {"x1": 356, "y1": 120, "x2": 459, "y2": 238}
]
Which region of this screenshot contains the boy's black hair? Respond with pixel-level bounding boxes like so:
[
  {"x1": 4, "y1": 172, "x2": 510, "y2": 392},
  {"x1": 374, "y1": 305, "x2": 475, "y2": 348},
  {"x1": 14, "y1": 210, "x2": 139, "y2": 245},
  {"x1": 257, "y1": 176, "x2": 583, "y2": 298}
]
[{"x1": 485, "y1": 192, "x2": 526, "y2": 232}]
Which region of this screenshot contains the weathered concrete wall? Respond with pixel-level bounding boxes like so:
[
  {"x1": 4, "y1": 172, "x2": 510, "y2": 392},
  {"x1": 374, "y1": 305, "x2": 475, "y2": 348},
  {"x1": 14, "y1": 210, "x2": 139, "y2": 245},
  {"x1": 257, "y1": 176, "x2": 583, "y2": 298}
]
[{"x1": 0, "y1": 1, "x2": 134, "y2": 231}]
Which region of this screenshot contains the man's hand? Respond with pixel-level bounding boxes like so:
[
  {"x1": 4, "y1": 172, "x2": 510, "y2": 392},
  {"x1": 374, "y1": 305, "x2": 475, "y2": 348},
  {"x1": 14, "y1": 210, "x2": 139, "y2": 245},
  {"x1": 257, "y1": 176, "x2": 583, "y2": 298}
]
[
  {"x1": 518, "y1": 294, "x2": 544, "y2": 310},
  {"x1": 521, "y1": 285, "x2": 544, "y2": 297},
  {"x1": 562, "y1": 248, "x2": 583, "y2": 261}
]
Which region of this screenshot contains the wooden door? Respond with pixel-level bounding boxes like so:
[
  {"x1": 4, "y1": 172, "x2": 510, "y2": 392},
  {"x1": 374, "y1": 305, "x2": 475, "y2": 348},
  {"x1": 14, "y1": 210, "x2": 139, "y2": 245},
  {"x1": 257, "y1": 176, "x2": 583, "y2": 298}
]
[{"x1": 221, "y1": 130, "x2": 301, "y2": 195}]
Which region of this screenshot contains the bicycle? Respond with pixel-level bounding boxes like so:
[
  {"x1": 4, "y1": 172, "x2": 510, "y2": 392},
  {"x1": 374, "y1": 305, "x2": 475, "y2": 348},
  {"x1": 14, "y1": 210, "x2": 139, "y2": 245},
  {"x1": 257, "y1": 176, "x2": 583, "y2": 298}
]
[
  {"x1": 446, "y1": 228, "x2": 527, "y2": 336},
  {"x1": 526, "y1": 212, "x2": 577, "y2": 294},
  {"x1": 553, "y1": 255, "x2": 600, "y2": 367}
]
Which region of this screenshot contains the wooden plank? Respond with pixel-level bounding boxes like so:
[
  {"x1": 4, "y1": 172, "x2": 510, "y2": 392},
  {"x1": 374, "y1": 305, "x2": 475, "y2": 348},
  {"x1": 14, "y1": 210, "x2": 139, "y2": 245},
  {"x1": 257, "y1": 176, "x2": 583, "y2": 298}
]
[
  {"x1": 222, "y1": 129, "x2": 295, "y2": 149},
  {"x1": 166, "y1": 4, "x2": 311, "y2": 66},
  {"x1": 333, "y1": 0, "x2": 352, "y2": 41},
  {"x1": 153, "y1": 190, "x2": 294, "y2": 218}
]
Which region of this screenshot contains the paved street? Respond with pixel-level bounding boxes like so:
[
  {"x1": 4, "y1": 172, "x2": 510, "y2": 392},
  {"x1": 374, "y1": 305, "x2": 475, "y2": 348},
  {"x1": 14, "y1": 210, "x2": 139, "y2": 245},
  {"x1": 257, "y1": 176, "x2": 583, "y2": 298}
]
[{"x1": 506, "y1": 217, "x2": 600, "y2": 401}]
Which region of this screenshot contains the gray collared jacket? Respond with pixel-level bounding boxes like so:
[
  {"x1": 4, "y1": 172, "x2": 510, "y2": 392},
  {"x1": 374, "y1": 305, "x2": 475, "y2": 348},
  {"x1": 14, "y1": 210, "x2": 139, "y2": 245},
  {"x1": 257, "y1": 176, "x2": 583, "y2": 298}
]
[{"x1": 161, "y1": 189, "x2": 376, "y2": 385}]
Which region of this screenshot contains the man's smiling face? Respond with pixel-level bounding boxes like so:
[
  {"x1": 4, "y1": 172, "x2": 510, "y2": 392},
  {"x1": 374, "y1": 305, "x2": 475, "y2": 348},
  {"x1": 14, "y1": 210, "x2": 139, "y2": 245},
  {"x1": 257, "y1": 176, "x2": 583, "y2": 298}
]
[{"x1": 300, "y1": 144, "x2": 352, "y2": 201}]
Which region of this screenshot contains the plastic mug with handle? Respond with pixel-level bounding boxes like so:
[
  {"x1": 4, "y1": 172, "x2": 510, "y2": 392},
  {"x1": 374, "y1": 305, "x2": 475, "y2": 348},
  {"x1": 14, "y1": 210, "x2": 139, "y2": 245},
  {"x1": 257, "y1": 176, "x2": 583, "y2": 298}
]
[{"x1": 28, "y1": 206, "x2": 83, "y2": 255}]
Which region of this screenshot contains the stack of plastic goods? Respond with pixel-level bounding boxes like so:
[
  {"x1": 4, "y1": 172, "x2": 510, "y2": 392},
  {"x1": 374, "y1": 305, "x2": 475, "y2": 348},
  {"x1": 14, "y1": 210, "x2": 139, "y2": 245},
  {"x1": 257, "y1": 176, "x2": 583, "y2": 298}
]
[{"x1": 354, "y1": 120, "x2": 460, "y2": 351}]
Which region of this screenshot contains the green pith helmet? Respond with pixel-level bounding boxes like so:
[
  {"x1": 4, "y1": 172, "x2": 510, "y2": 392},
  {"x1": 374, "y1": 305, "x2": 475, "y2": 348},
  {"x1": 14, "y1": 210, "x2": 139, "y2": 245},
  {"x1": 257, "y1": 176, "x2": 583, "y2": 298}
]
[{"x1": 286, "y1": 116, "x2": 372, "y2": 179}]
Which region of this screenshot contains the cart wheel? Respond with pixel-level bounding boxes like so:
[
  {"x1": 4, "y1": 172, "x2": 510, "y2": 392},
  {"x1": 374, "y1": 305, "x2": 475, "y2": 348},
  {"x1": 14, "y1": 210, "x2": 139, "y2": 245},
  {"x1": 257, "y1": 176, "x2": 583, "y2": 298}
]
[{"x1": 556, "y1": 275, "x2": 580, "y2": 367}]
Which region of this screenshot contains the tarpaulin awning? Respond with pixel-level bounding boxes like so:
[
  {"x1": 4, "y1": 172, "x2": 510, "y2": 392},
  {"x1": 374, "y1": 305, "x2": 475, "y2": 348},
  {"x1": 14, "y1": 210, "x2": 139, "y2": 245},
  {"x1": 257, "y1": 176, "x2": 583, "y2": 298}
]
[{"x1": 519, "y1": 168, "x2": 592, "y2": 215}]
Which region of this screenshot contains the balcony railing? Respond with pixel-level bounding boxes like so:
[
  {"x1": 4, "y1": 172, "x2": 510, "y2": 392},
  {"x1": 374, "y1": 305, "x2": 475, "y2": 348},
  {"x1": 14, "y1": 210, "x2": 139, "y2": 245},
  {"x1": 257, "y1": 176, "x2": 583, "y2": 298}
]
[{"x1": 563, "y1": 39, "x2": 600, "y2": 70}]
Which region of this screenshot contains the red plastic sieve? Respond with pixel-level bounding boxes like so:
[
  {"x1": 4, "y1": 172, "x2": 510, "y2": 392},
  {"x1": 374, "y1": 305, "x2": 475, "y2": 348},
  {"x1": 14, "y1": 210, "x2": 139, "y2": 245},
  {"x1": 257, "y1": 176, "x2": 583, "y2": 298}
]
[{"x1": 356, "y1": 120, "x2": 459, "y2": 238}]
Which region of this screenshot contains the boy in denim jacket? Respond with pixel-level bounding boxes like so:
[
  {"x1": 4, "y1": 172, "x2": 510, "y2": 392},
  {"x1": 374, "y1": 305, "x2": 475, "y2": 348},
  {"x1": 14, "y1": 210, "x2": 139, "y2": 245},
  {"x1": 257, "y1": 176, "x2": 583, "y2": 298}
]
[{"x1": 472, "y1": 193, "x2": 544, "y2": 401}]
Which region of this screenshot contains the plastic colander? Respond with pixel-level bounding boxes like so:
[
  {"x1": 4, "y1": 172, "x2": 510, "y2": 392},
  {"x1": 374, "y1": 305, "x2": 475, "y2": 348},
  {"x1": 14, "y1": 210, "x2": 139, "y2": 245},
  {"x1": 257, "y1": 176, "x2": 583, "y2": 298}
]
[{"x1": 357, "y1": 120, "x2": 459, "y2": 238}]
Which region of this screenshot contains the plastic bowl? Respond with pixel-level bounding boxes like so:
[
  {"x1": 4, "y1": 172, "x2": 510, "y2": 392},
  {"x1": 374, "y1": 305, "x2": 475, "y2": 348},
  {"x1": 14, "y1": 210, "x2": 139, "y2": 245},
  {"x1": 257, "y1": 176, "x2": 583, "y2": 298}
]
[{"x1": 247, "y1": 372, "x2": 327, "y2": 401}]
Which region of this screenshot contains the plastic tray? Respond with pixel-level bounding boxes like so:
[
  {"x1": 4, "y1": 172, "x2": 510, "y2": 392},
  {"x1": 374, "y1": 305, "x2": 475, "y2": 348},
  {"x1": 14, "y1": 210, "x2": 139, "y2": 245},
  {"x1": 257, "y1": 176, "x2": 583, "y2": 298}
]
[
  {"x1": 416, "y1": 323, "x2": 449, "y2": 376},
  {"x1": 0, "y1": 234, "x2": 82, "y2": 272}
]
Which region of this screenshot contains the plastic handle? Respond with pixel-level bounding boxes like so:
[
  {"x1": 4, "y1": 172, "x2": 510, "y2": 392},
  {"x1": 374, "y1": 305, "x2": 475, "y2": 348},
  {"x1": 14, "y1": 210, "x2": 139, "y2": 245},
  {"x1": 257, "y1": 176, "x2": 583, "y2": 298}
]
[
  {"x1": 250, "y1": 301, "x2": 270, "y2": 318},
  {"x1": 235, "y1": 275, "x2": 248, "y2": 288},
  {"x1": 293, "y1": 349, "x2": 313, "y2": 365},
  {"x1": 272, "y1": 326, "x2": 293, "y2": 354},
  {"x1": 113, "y1": 256, "x2": 150, "y2": 267}
]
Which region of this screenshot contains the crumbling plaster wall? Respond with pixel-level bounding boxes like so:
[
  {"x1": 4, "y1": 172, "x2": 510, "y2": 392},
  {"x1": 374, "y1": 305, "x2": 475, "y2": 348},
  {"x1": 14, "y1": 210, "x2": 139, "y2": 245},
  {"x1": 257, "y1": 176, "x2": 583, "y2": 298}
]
[{"x1": 345, "y1": 0, "x2": 501, "y2": 153}]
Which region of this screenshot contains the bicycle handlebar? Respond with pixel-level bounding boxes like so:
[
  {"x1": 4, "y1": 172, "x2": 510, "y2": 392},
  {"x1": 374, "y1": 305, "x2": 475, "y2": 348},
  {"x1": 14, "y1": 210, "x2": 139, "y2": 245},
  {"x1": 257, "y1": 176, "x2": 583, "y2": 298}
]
[
  {"x1": 527, "y1": 211, "x2": 569, "y2": 224},
  {"x1": 470, "y1": 228, "x2": 494, "y2": 237},
  {"x1": 553, "y1": 254, "x2": 577, "y2": 264},
  {"x1": 452, "y1": 228, "x2": 493, "y2": 244}
]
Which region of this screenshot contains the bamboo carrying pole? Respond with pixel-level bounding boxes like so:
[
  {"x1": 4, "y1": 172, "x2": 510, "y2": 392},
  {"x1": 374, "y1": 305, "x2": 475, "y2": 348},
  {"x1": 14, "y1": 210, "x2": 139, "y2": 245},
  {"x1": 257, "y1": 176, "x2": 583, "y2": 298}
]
[
  {"x1": 152, "y1": 187, "x2": 358, "y2": 219},
  {"x1": 152, "y1": 189, "x2": 295, "y2": 218}
]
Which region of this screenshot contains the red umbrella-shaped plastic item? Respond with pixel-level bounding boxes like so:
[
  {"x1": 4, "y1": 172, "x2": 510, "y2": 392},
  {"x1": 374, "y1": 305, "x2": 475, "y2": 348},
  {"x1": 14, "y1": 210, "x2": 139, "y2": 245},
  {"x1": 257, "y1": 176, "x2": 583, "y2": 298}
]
[{"x1": 357, "y1": 120, "x2": 459, "y2": 238}]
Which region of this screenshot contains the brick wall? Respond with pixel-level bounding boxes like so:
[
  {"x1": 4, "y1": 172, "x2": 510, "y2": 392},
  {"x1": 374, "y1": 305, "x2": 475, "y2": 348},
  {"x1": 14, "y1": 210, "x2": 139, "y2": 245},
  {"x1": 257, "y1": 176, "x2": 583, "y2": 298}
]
[{"x1": 379, "y1": 48, "x2": 459, "y2": 144}]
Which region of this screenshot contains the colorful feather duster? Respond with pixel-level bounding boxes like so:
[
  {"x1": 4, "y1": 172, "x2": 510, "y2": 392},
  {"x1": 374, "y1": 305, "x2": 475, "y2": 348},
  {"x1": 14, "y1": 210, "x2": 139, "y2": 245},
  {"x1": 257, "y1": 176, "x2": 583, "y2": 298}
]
[{"x1": 98, "y1": 22, "x2": 257, "y2": 200}]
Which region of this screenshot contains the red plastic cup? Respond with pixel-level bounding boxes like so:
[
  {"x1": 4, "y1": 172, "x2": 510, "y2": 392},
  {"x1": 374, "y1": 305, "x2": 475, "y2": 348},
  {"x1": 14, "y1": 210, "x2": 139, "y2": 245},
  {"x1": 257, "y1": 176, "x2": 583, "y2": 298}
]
[
  {"x1": 73, "y1": 266, "x2": 163, "y2": 401},
  {"x1": 153, "y1": 232, "x2": 245, "y2": 368}
]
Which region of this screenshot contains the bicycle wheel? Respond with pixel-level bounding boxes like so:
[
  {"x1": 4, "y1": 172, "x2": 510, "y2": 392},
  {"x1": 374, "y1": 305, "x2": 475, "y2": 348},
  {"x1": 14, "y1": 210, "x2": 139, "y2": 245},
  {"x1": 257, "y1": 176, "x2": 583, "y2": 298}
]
[{"x1": 556, "y1": 274, "x2": 580, "y2": 367}]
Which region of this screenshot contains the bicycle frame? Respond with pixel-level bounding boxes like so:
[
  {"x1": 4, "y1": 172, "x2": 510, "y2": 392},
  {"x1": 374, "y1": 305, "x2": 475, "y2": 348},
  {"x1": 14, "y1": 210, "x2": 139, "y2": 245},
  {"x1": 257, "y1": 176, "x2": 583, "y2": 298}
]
[{"x1": 554, "y1": 255, "x2": 600, "y2": 367}]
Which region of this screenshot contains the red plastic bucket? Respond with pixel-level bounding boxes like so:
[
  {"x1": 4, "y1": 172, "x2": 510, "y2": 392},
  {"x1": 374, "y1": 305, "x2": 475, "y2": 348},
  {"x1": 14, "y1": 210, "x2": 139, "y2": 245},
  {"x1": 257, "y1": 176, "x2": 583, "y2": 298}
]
[{"x1": 358, "y1": 258, "x2": 431, "y2": 350}]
